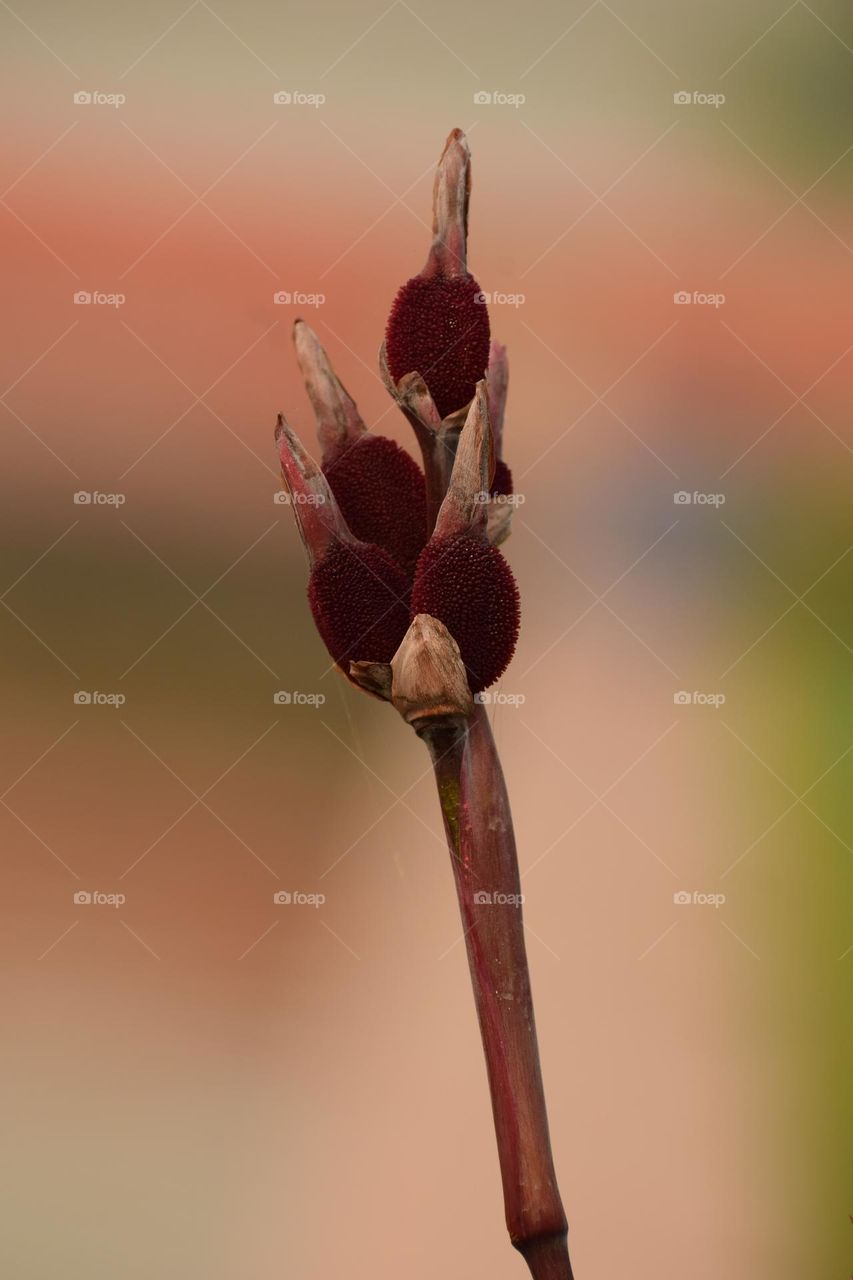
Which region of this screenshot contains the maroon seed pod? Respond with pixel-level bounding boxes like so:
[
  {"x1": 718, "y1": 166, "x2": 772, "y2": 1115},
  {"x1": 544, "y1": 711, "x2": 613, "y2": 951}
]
[
  {"x1": 385, "y1": 274, "x2": 491, "y2": 421},
  {"x1": 308, "y1": 540, "x2": 411, "y2": 672},
  {"x1": 384, "y1": 129, "x2": 491, "y2": 422},
  {"x1": 324, "y1": 435, "x2": 427, "y2": 576},
  {"x1": 410, "y1": 533, "x2": 520, "y2": 693}
]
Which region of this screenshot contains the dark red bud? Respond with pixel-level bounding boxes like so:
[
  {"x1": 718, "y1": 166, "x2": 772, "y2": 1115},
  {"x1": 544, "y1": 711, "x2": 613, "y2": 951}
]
[
  {"x1": 491, "y1": 458, "x2": 514, "y2": 498},
  {"x1": 324, "y1": 435, "x2": 427, "y2": 576},
  {"x1": 308, "y1": 540, "x2": 411, "y2": 673},
  {"x1": 410, "y1": 534, "x2": 519, "y2": 693},
  {"x1": 385, "y1": 275, "x2": 491, "y2": 421}
]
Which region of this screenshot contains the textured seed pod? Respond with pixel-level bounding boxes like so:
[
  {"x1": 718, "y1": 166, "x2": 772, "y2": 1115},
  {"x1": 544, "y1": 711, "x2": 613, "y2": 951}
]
[
  {"x1": 308, "y1": 540, "x2": 411, "y2": 671},
  {"x1": 385, "y1": 275, "x2": 490, "y2": 421},
  {"x1": 410, "y1": 534, "x2": 519, "y2": 693},
  {"x1": 324, "y1": 436, "x2": 427, "y2": 575},
  {"x1": 491, "y1": 458, "x2": 513, "y2": 499}
]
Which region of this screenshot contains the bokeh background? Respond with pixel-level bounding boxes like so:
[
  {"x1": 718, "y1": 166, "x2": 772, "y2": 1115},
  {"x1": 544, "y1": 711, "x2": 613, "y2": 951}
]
[{"x1": 1, "y1": 1, "x2": 851, "y2": 1276}]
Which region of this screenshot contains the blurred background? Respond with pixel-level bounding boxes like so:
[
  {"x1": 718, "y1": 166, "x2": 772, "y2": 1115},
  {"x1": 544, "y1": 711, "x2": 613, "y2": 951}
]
[{"x1": 1, "y1": 0, "x2": 851, "y2": 1275}]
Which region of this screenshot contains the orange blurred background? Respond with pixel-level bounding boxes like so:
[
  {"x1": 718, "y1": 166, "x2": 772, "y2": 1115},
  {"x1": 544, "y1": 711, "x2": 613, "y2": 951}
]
[{"x1": 2, "y1": 1, "x2": 851, "y2": 1276}]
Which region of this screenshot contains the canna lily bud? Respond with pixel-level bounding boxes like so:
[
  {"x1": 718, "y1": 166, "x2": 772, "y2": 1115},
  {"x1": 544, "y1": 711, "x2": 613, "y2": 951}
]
[
  {"x1": 384, "y1": 129, "x2": 491, "y2": 421},
  {"x1": 293, "y1": 320, "x2": 427, "y2": 575},
  {"x1": 410, "y1": 385, "x2": 520, "y2": 693},
  {"x1": 276, "y1": 416, "x2": 411, "y2": 674}
]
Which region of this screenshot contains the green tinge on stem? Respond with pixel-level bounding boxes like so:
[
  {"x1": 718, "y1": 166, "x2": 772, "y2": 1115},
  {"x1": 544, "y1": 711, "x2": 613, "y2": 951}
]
[{"x1": 420, "y1": 707, "x2": 574, "y2": 1280}]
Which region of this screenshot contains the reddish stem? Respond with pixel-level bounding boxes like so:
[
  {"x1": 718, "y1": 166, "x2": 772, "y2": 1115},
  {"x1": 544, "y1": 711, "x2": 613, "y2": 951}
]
[{"x1": 419, "y1": 707, "x2": 574, "y2": 1279}]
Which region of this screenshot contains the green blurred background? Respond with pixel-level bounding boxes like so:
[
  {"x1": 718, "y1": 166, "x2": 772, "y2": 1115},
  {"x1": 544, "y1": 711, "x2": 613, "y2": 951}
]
[{"x1": 1, "y1": 0, "x2": 851, "y2": 1275}]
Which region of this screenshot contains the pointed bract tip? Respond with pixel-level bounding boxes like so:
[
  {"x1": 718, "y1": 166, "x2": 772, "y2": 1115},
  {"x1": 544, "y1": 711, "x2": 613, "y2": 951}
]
[
  {"x1": 275, "y1": 414, "x2": 350, "y2": 564},
  {"x1": 292, "y1": 320, "x2": 365, "y2": 460},
  {"x1": 433, "y1": 380, "x2": 493, "y2": 540}
]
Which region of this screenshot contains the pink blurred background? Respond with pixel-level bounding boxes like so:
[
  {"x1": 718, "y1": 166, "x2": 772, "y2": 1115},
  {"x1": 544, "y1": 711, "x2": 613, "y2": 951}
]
[{"x1": 2, "y1": 1, "x2": 851, "y2": 1276}]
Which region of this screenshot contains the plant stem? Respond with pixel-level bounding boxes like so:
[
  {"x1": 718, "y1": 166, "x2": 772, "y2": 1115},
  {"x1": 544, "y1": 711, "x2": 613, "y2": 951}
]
[{"x1": 418, "y1": 705, "x2": 574, "y2": 1279}]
